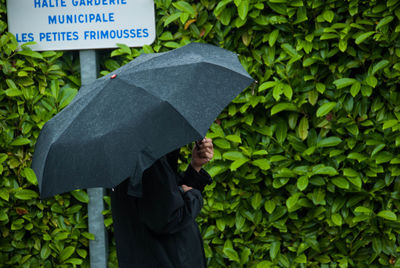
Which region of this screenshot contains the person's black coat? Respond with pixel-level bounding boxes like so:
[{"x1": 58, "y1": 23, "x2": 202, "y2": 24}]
[{"x1": 111, "y1": 152, "x2": 212, "y2": 268}]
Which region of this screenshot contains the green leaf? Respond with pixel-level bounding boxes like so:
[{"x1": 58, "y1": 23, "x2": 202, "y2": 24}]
[
  {"x1": 0, "y1": 188, "x2": 9, "y2": 201},
  {"x1": 343, "y1": 168, "x2": 359, "y2": 177},
  {"x1": 230, "y1": 159, "x2": 249, "y2": 171},
  {"x1": 323, "y1": 10, "x2": 334, "y2": 23},
  {"x1": 270, "y1": 241, "x2": 281, "y2": 260},
  {"x1": 316, "y1": 83, "x2": 326, "y2": 93},
  {"x1": 77, "y1": 249, "x2": 87, "y2": 259},
  {"x1": 298, "y1": 116, "x2": 309, "y2": 140},
  {"x1": 267, "y1": 2, "x2": 287, "y2": 15},
  {"x1": 225, "y1": 135, "x2": 241, "y2": 143},
  {"x1": 269, "y1": 29, "x2": 279, "y2": 47},
  {"x1": 376, "y1": 16, "x2": 394, "y2": 30},
  {"x1": 303, "y1": 57, "x2": 316, "y2": 67},
  {"x1": 348, "y1": 176, "x2": 362, "y2": 189},
  {"x1": 59, "y1": 246, "x2": 75, "y2": 263},
  {"x1": 0, "y1": 154, "x2": 7, "y2": 163},
  {"x1": 216, "y1": 218, "x2": 225, "y2": 231},
  {"x1": 116, "y1": 43, "x2": 131, "y2": 55},
  {"x1": 23, "y1": 168, "x2": 38, "y2": 185},
  {"x1": 17, "y1": 50, "x2": 43, "y2": 59},
  {"x1": 269, "y1": 206, "x2": 287, "y2": 221},
  {"x1": 311, "y1": 188, "x2": 326, "y2": 205},
  {"x1": 371, "y1": 144, "x2": 385, "y2": 157},
  {"x1": 286, "y1": 193, "x2": 300, "y2": 211},
  {"x1": 273, "y1": 83, "x2": 283, "y2": 101},
  {"x1": 333, "y1": 78, "x2": 357, "y2": 89},
  {"x1": 276, "y1": 121, "x2": 288, "y2": 144},
  {"x1": 15, "y1": 189, "x2": 39, "y2": 200},
  {"x1": 366, "y1": 75, "x2": 378, "y2": 88},
  {"x1": 383, "y1": 120, "x2": 398, "y2": 130},
  {"x1": 0, "y1": 210, "x2": 8, "y2": 221},
  {"x1": 331, "y1": 213, "x2": 342, "y2": 226},
  {"x1": 240, "y1": 248, "x2": 251, "y2": 265},
  {"x1": 264, "y1": 200, "x2": 276, "y2": 214},
  {"x1": 331, "y1": 177, "x2": 349, "y2": 189},
  {"x1": 270, "y1": 102, "x2": 298, "y2": 115},
  {"x1": 164, "y1": 12, "x2": 182, "y2": 26},
  {"x1": 317, "y1": 137, "x2": 342, "y2": 147},
  {"x1": 259, "y1": 81, "x2": 277, "y2": 92},
  {"x1": 281, "y1": 43, "x2": 300, "y2": 58},
  {"x1": 377, "y1": 210, "x2": 397, "y2": 221},
  {"x1": 214, "y1": 0, "x2": 233, "y2": 16},
  {"x1": 297, "y1": 176, "x2": 308, "y2": 191},
  {"x1": 371, "y1": 60, "x2": 389, "y2": 75},
  {"x1": 294, "y1": 254, "x2": 307, "y2": 264},
  {"x1": 5, "y1": 88, "x2": 22, "y2": 97},
  {"x1": 10, "y1": 138, "x2": 30, "y2": 146},
  {"x1": 355, "y1": 31, "x2": 375, "y2": 45},
  {"x1": 282, "y1": 84, "x2": 293, "y2": 100},
  {"x1": 354, "y1": 206, "x2": 372, "y2": 213},
  {"x1": 64, "y1": 258, "x2": 83, "y2": 265},
  {"x1": 387, "y1": 0, "x2": 400, "y2": 6},
  {"x1": 294, "y1": 6, "x2": 307, "y2": 24},
  {"x1": 375, "y1": 151, "x2": 393, "y2": 164},
  {"x1": 372, "y1": 237, "x2": 382, "y2": 255},
  {"x1": 350, "y1": 81, "x2": 361, "y2": 97},
  {"x1": 59, "y1": 87, "x2": 78, "y2": 109},
  {"x1": 347, "y1": 152, "x2": 367, "y2": 162},
  {"x1": 223, "y1": 240, "x2": 240, "y2": 263},
  {"x1": 308, "y1": 90, "x2": 318, "y2": 106},
  {"x1": 82, "y1": 232, "x2": 95, "y2": 240},
  {"x1": 238, "y1": 0, "x2": 249, "y2": 20},
  {"x1": 236, "y1": 213, "x2": 245, "y2": 230},
  {"x1": 338, "y1": 39, "x2": 347, "y2": 52},
  {"x1": 71, "y1": 190, "x2": 89, "y2": 203},
  {"x1": 251, "y1": 159, "x2": 271, "y2": 170},
  {"x1": 223, "y1": 151, "x2": 247, "y2": 160},
  {"x1": 313, "y1": 165, "x2": 338, "y2": 176},
  {"x1": 173, "y1": 1, "x2": 196, "y2": 15},
  {"x1": 213, "y1": 139, "x2": 231, "y2": 149},
  {"x1": 40, "y1": 243, "x2": 51, "y2": 260},
  {"x1": 251, "y1": 193, "x2": 262, "y2": 210},
  {"x1": 316, "y1": 102, "x2": 336, "y2": 117},
  {"x1": 6, "y1": 79, "x2": 17, "y2": 89}
]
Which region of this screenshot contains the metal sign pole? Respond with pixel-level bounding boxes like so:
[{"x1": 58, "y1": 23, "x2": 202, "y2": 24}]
[{"x1": 79, "y1": 50, "x2": 108, "y2": 268}]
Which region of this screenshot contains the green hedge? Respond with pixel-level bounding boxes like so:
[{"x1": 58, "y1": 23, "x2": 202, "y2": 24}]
[{"x1": 2, "y1": 0, "x2": 400, "y2": 267}]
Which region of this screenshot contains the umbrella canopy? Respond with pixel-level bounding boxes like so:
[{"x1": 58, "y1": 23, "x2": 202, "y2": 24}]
[{"x1": 32, "y1": 42, "x2": 254, "y2": 198}]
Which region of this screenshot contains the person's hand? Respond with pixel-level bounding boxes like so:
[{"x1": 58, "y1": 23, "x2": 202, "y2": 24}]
[
  {"x1": 191, "y1": 138, "x2": 213, "y2": 172},
  {"x1": 181, "y1": 184, "x2": 193, "y2": 192}
]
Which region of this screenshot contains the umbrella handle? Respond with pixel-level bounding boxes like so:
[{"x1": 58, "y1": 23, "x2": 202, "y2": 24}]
[{"x1": 195, "y1": 139, "x2": 203, "y2": 150}]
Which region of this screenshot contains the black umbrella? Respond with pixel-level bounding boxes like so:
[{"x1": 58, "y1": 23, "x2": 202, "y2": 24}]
[{"x1": 32, "y1": 42, "x2": 254, "y2": 198}]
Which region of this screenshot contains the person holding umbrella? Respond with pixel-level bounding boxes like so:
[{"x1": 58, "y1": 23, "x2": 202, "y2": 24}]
[
  {"x1": 111, "y1": 138, "x2": 214, "y2": 267},
  {"x1": 31, "y1": 43, "x2": 253, "y2": 266}
]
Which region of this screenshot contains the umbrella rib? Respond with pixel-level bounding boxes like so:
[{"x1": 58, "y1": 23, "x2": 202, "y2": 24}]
[
  {"x1": 115, "y1": 77, "x2": 203, "y2": 139},
  {"x1": 162, "y1": 100, "x2": 203, "y2": 138},
  {"x1": 52, "y1": 78, "x2": 114, "y2": 143},
  {"x1": 127, "y1": 43, "x2": 238, "y2": 72},
  {"x1": 41, "y1": 78, "x2": 115, "y2": 180},
  {"x1": 121, "y1": 60, "x2": 253, "y2": 81},
  {"x1": 115, "y1": 76, "x2": 163, "y2": 103}
]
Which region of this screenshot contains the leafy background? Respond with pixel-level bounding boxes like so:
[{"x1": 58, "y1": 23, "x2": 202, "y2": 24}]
[{"x1": 1, "y1": 0, "x2": 400, "y2": 267}]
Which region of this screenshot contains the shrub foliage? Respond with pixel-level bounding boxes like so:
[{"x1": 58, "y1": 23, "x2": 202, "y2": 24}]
[{"x1": 1, "y1": 0, "x2": 400, "y2": 267}]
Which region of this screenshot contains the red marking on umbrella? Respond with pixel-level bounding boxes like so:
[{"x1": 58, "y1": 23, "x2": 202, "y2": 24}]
[{"x1": 111, "y1": 74, "x2": 117, "y2": 79}]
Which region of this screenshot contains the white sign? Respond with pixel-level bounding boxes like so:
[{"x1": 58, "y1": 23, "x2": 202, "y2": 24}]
[{"x1": 6, "y1": 0, "x2": 156, "y2": 51}]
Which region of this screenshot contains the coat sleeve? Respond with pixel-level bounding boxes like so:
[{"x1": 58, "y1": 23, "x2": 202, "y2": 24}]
[
  {"x1": 180, "y1": 164, "x2": 212, "y2": 192},
  {"x1": 136, "y1": 157, "x2": 204, "y2": 235}
]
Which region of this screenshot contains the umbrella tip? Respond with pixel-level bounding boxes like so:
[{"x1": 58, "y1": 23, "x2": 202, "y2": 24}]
[{"x1": 111, "y1": 74, "x2": 117, "y2": 79}]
